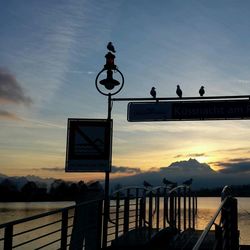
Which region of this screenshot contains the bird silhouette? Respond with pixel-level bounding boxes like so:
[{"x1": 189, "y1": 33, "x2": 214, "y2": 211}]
[
  {"x1": 163, "y1": 178, "x2": 176, "y2": 186},
  {"x1": 199, "y1": 86, "x2": 205, "y2": 97},
  {"x1": 107, "y1": 42, "x2": 116, "y2": 53},
  {"x1": 143, "y1": 180, "x2": 153, "y2": 188},
  {"x1": 182, "y1": 178, "x2": 193, "y2": 186},
  {"x1": 176, "y1": 85, "x2": 182, "y2": 98},
  {"x1": 150, "y1": 87, "x2": 156, "y2": 99}
]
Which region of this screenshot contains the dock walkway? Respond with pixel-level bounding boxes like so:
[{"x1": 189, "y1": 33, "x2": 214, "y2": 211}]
[{"x1": 108, "y1": 228, "x2": 216, "y2": 250}]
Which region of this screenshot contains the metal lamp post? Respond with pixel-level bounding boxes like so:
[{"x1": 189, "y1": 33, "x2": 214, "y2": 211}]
[{"x1": 95, "y1": 44, "x2": 124, "y2": 247}]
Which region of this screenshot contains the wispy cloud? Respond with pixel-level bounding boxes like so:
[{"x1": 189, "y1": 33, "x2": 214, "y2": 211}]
[
  {"x1": 0, "y1": 109, "x2": 22, "y2": 121},
  {"x1": 35, "y1": 165, "x2": 141, "y2": 175},
  {"x1": 174, "y1": 153, "x2": 207, "y2": 158},
  {"x1": 112, "y1": 166, "x2": 141, "y2": 174},
  {"x1": 38, "y1": 167, "x2": 64, "y2": 172},
  {"x1": 0, "y1": 68, "x2": 32, "y2": 105}
]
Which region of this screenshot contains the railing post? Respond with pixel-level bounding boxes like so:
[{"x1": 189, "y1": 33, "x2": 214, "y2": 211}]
[
  {"x1": 169, "y1": 193, "x2": 175, "y2": 228},
  {"x1": 4, "y1": 225, "x2": 13, "y2": 250},
  {"x1": 188, "y1": 188, "x2": 191, "y2": 228},
  {"x1": 177, "y1": 188, "x2": 181, "y2": 230},
  {"x1": 148, "y1": 191, "x2": 153, "y2": 230},
  {"x1": 96, "y1": 200, "x2": 103, "y2": 250},
  {"x1": 139, "y1": 197, "x2": 145, "y2": 228},
  {"x1": 123, "y1": 190, "x2": 130, "y2": 233},
  {"x1": 214, "y1": 224, "x2": 222, "y2": 250},
  {"x1": 61, "y1": 209, "x2": 68, "y2": 250},
  {"x1": 156, "y1": 189, "x2": 160, "y2": 231},
  {"x1": 230, "y1": 197, "x2": 239, "y2": 250},
  {"x1": 115, "y1": 192, "x2": 120, "y2": 239},
  {"x1": 163, "y1": 188, "x2": 167, "y2": 229},
  {"x1": 183, "y1": 186, "x2": 186, "y2": 230},
  {"x1": 192, "y1": 193, "x2": 196, "y2": 229},
  {"x1": 135, "y1": 188, "x2": 139, "y2": 229}
]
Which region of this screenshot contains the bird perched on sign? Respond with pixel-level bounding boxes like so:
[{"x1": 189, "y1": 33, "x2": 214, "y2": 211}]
[
  {"x1": 143, "y1": 180, "x2": 153, "y2": 188},
  {"x1": 176, "y1": 85, "x2": 182, "y2": 98},
  {"x1": 107, "y1": 42, "x2": 116, "y2": 53},
  {"x1": 163, "y1": 178, "x2": 177, "y2": 188},
  {"x1": 183, "y1": 178, "x2": 193, "y2": 186},
  {"x1": 150, "y1": 87, "x2": 156, "y2": 99},
  {"x1": 199, "y1": 86, "x2": 205, "y2": 97}
]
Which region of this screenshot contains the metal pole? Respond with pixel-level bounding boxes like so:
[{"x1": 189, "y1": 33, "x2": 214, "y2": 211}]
[
  {"x1": 60, "y1": 210, "x2": 68, "y2": 250},
  {"x1": 111, "y1": 94, "x2": 250, "y2": 102},
  {"x1": 102, "y1": 94, "x2": 112, "y2": 247}
]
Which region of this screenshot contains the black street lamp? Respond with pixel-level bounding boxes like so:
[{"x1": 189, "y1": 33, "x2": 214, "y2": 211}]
[
  {"x1": 95, "y1": 43, "x2": 124, "y2": 247},
  {"x1": 95, "y1": 48, "x2": 124, "y2": 96}
]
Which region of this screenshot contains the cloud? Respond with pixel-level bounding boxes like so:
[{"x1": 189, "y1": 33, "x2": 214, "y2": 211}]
[
  {"x1": 217, "y1": 147, "x2": 250, "y2": 153},
  {"x1": 0, "y1": 109, "x2": 22, "y2": 121},
  {"x1": 39, "y1": 167, "x2": 64, "y2": 172},
  {"x1": 174, "y1": 154, "x2": 184, "y2": 158},
  {"x1": 0, "y1": 68, "x2": 32, "y2": 105},
  {"x1": 219, "y1": 161, "x2": 250, "y2": 174},
  {"x1": 217, "y1": 157, "x2": 250, "y2": 174},
  {"x1": 227, "y1": 158, "x2": 250, "y2": 163},
  {"x1": 187, "y1": 153, "x2": 206, "y2": 157},
  {"x1": 174, "y1": 153, "x2": 206, "y2": 158},
  {"x1": 112, "y1": 166, "x2": 141, "y2": 174}
]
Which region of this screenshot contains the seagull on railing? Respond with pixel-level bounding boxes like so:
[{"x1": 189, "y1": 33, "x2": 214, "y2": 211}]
[
  {"x1": 183, "y1": 178, "x2": 193, "y2": 186},
  {"x1": 107, "y1": 42, "x2": 116, "y2": 53},
  {"x1": 143, "y1": 180, "x2": 153, "y2": 189},
  {"x1": 176, "y1": 85, "x2": 182, "y2": 98},
  {"x1": 162, "y1": 178, "x2": 177, "y2": 187},
  {"x1": 150, "y1": 87, "x2": 156, "y2": 99},
  {"x1": 199, "y1": 86, "x2": 205, "y2": 97}
]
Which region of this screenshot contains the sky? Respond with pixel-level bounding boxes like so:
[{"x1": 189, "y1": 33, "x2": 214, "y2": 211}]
[{"x1": 1, "y1": 0, "x2": 250, "y2": 183}]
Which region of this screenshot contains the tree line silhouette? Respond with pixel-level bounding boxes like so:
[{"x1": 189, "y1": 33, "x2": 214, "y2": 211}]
[
  {"x1": 0, "y1": 179, "x2": 250, "y2": 202},
  {"x1": 0, "y1": 179, "x2": 88, "y2": 202}
]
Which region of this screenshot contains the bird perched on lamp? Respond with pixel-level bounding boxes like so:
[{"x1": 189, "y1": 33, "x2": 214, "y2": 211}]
[
  {"x1": 199, "y1": 86, "x2": 205, "y2": 97},
  {"x1": 176, "y1": 85, "x2": 182, "y2": 98},
  {"x1": 107, "y1": 42, "x2": 116, "y2": 53},
  {"x1": 150, "y1": 87, "x2": 156, "y2": 99},
  {"x1": 183, "y1": 178, "x2": 193, "y2": 186},
  {"x1": 143, "y1": 180, "x2": 153, "y2": 188}
]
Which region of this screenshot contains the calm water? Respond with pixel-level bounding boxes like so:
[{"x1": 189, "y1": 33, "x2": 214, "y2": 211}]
[{"x1": 0, "y1": 198, "x2": 249, "y2": 249}]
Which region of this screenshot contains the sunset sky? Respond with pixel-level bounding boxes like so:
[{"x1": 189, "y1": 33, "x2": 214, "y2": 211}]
[{"x1": 1, "y1": 0, "x2": 250, "y2": 182}]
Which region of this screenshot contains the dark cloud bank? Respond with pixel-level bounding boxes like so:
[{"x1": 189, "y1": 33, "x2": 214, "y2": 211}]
[
  {"x1": 0, "y1": 68, "x2": 32, "y2": 120},
  {"x1": 0, "y1": 68, "x2": 32, "y2": 105}
]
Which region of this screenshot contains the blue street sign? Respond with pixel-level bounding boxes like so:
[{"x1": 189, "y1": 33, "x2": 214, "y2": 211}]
[{"x1": 127, "y1": 100, "x2": 250, "y2": 122}]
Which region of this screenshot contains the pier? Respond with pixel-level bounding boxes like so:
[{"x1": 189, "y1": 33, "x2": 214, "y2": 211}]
[{"x1": 0, "y1": 185, "x2": 247, "y2": 250}]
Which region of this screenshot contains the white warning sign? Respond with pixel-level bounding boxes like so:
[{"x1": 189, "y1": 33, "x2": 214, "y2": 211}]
[{"x1": 65, "y1": 119, "x2": 112, "y2": 172}]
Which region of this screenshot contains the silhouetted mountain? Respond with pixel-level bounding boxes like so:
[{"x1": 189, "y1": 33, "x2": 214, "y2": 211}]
[
  {"x1": 161, "y1": 158, "x2": 216, "y2": 174},
  {"x1": 110, "y1": 159, "x2": 250, "y2": 190}
]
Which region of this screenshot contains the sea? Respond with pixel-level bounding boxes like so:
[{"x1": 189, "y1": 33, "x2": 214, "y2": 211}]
[{"x1": 0, "y1": 197, "x2": 249, "y2": 249}]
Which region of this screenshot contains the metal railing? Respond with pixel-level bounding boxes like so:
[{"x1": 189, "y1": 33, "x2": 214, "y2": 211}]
[
  {"x1": 0, "y1": 185, "x2": 198, "y2": 249},
  {"x1": 166, "y1": 185, "x2": 197, "y2": 231},
  {"x1": 0, "y1": 200, "x2": 103, "y2": 250},
  {"x1": 106, "y1": 185, "x2": 197, "y2": 246},
  {"x1": 193, "y1": 186, "x2": 239, "y2": 250}
]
